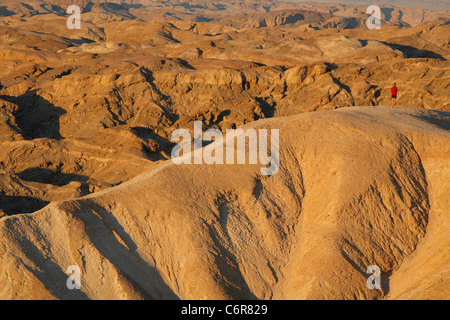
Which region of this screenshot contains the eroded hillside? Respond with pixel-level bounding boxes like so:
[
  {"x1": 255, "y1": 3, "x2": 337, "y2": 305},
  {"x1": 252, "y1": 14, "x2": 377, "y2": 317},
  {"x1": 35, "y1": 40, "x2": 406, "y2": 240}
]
[
  {"x1": 0, "y1": 107, "x2": 448, "y2": 299},
  {"x1": 0, "y1": 0, "x2": 449, "y2": 211}
]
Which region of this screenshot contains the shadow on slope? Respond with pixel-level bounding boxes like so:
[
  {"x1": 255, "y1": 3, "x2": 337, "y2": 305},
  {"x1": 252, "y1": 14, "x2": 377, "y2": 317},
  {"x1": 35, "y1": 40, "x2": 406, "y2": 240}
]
[
  {"x1": 17, "y1": 168, "x2": 89, "y2": 186},
  {"x1": 387, "y1": 43, "x2": 447, "y2": 60},
  {"x1": 410, "y1": 109, "x2": 450, "y2": 130},
  {"x1": 79, "y1": 200, "x2": 180, "y2": 299},
  {"x1": 0, "y1": 194, "x2": 49, "y2": 216},
  {"x1": 2, "y1": 90, "x2": 66, "y2": 140}
]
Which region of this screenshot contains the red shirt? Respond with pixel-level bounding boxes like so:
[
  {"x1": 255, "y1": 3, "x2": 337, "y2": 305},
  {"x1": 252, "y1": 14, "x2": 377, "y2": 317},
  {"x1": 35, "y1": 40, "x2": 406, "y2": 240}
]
[{"x1": 391, "y1": 87, "x2": 398, "y2": 96}]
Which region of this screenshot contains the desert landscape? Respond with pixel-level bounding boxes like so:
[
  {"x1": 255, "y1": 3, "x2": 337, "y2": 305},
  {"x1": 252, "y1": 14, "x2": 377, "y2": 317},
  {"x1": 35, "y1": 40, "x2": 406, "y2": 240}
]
[{"x1": 0, "y1": 0, "x2": 448, "y2": 300}]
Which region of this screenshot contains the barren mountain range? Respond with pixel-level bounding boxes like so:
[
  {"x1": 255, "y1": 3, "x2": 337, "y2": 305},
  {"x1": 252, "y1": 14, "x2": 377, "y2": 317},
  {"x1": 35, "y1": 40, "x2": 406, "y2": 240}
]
[
  {"x1": 287, "y1": 1, "x2": 450, "y2": 12},
  {"x1": 0, "y1": 0, "x2": 449, "y2": 300}
]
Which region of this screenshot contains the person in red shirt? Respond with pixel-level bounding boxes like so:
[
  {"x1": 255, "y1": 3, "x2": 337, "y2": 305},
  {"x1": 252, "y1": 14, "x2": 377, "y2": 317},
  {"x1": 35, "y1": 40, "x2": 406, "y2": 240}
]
[{"x1": 391, "y1": 83, "x2": 398, "y2": 107}]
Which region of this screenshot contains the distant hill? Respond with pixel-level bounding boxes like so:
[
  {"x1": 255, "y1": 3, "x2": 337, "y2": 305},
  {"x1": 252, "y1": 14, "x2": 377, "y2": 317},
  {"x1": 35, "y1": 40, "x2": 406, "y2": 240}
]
[
  {"x1": 0, "y1": 0, "x2": 449, "y2": 26},
  {"x1": 285, "y1": 0, "x2": 450, "y2": 11}
]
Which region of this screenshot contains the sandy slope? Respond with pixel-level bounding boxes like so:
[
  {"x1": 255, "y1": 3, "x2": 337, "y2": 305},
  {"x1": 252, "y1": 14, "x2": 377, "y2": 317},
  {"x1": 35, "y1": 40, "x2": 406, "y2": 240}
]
[
  {"x1": 1, "y1": 0, "x2": 449, "y2": 212},
  {"x1": 0, "y1": 106, "x2": 448, "y2": 300}
]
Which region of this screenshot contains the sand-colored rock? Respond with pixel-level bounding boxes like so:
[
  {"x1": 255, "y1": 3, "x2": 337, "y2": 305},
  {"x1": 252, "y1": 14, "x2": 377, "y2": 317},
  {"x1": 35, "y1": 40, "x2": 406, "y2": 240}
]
[{"x1": 0, "y1": 107, "x2": 448, "y2": 300}]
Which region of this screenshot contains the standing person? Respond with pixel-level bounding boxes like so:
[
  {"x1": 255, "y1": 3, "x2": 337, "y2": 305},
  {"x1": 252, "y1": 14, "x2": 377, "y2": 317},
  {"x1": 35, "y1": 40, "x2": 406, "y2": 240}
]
[{"x1": 391, "y1": 83, "x2": 398, "y2": 108}]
